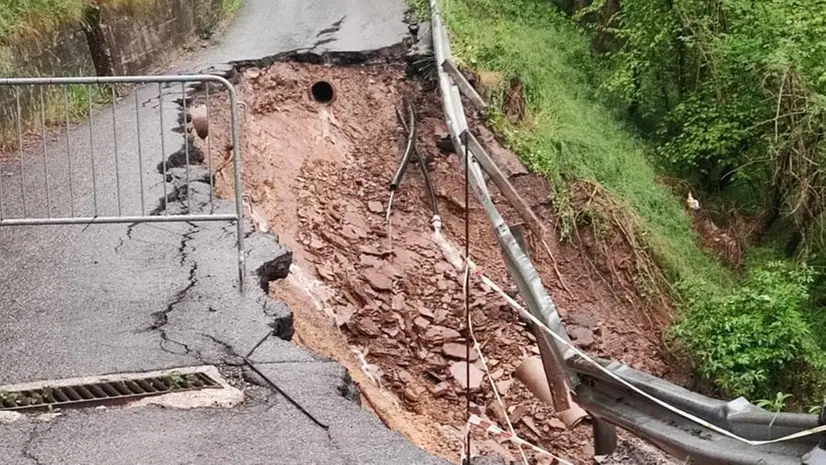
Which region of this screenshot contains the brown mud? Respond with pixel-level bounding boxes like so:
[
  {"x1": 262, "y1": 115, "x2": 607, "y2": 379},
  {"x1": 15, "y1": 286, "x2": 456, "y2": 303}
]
[{"x1": 200, "y1": 60, "x2": 681, "y2": 464}]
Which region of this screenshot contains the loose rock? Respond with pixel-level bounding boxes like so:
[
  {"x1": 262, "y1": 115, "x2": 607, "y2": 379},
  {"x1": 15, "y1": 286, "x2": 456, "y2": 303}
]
[
  {"x1": 442, "y1": 342, "x2": 479, "y2": 361},
  {"x1": 333, "y1": 305, "x2": 356, "y2": 327},
  {"x1": 429, "y1": 381, "x2": 451, "y2": 397},
  {"x1": 449, "y1": 361, "x2": 484, "y2": 390},
  {"x1": 367, "y1": 200, "x2": 384, "y2": 214},
  {"x1": 363, "y1": 268, "x2": 393, "y2": 291},
  {"x1": 568, "y1": 311, "x2": 598, "y2": 328},
  {"x1": 495, "y1": 379, "x2": 513, "y2": 395},
  {"x1": 425, "y1": 325, "x2": 461, "y2": 343},
  {"x1": 356, "y1": 317, "x2": 381, "y2": 337},
  {"x1": 413, "y1": 317, "x2": 430, "y2": 331},
  {"x1": 570, "y1": 327, "x2": 596, "y2": 347}
]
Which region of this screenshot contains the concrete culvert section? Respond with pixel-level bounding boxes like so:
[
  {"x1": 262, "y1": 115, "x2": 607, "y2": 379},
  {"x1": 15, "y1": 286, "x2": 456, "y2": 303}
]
[
  {"x1": 196, "y1": 61, "x2": 678, "y2": 465},
  {"x1": 310, "y1": 80, "x2": 336, "y2": 104}
]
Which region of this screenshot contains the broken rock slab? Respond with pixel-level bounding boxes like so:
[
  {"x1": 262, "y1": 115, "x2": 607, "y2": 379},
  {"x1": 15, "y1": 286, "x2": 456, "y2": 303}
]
[
  {"x1": 261, "y1": 298, "x2": 294, "y2": 340},
  {"x1": 247, "y1": 335, "x2": 324, "y2": 364},
  {"x1": 0, "y1": 411, "x2": 23, "y2": 425},
  {"x1": 570, "y1": 326, "x2": 595, "y2": 348},
  {"x1": 442, "y1": 342, "x2": 479, "y2": 361},
  {"x1": 468, "y1": 456, "x2": 508, "y2": 465},
  {"x1": 362, "y1": 267, "x2": 394, "y2": 291},
  {"x1": 449, "y1": 361, "x2": 484, "y2": 390},
  {"x1": 425, "y1": 325, "x2": 460, "y2": 343},
  {"x1": 367, "y1": 200, "x2": 384, "y2": 214},
  {"x1": 568, "y1": 311, "x2": 598, "y2": 329},
  {"x1": 245, "y1": 232, "x2": 293, "y2": 292}
]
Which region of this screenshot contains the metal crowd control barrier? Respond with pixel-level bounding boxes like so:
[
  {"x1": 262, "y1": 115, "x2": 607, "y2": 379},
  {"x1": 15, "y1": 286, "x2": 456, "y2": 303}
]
[
  {"x1": 0, "y1": 75, "x2": 246, "y2": 291},
  {"x1": 428, "y1": 0, "x2": 826, "y2": 463}
]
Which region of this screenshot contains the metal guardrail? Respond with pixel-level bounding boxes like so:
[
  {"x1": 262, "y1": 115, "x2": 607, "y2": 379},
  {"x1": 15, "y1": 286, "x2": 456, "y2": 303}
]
[
  {"x1": 428, "y1": 0, "x2": 577, "y2": 412},
  {"x1": 428, "y1": 1, "x2": 826, "y2": 463},
  {"x1": 0, "y1": 75, "x2": 246, "y2": 291}
]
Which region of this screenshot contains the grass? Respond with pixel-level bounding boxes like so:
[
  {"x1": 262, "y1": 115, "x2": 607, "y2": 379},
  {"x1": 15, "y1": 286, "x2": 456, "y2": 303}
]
[
  {"x1": 0, "y1": 0, "x2": 245, "y2": 149},
  {"x1": 435, "y1": 0, "x2": 729, "y2": 292},
  {"x1": 429, "y1": 0, "x2": 826, "y2": 403},
  {"x1": 222, "y1": 0, "x2": 244, "y2": 15},
  {"x1": 0, "y1": 0, "x2": 153, "y2": 42},
  {"x1": 0, "y1": 80, "x2": 113, "y2": 152}
]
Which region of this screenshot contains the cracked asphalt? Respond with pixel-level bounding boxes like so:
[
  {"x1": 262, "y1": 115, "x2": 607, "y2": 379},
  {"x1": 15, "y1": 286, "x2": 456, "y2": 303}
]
[{"x1": 0, "y1": 1, "x2": 449, "y2": 463}]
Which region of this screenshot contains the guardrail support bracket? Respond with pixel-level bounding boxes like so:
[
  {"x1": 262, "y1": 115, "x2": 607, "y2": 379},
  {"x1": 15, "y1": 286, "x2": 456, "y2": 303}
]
[{"x1": 593, "y1": 417, "x2": 618, "y2": 456}]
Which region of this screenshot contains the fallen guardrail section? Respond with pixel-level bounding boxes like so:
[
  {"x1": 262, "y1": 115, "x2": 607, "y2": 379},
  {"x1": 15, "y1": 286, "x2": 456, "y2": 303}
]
[{"x1": 427, "y1": 1, "x2": 826, "y2": 463}]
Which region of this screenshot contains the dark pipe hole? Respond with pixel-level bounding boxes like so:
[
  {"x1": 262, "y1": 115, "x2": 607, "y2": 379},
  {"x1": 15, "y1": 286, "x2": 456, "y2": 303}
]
[{"x1": 310, "y1": 81, "x2": 335, "y2": 104}]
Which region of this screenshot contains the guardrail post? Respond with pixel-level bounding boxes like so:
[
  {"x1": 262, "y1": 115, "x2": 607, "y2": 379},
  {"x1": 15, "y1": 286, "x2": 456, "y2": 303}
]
[{"x1": 593, "y1": 416, "x2": 618, "y2": 455}]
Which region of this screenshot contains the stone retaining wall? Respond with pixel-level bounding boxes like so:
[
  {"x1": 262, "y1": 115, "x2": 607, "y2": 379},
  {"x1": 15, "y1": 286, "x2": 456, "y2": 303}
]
[{"x1": 0, "y1": 0, "x2": 225, "y2": 132}]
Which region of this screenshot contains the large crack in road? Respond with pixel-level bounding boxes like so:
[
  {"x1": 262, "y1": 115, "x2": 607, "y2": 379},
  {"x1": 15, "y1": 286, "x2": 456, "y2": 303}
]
[{"x1": 0, "y1": 1, "x2": 457, "y2": 463}]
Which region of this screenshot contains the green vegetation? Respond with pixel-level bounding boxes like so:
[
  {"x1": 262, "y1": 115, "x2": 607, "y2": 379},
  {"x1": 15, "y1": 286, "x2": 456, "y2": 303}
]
[
  {"x1": 0, "y1": 81, "x2": 113, "y2": 152},
  {"x1": 673, "y1": 261, "x2": 825, "y2": 400},
  {"x1": 0, "y1": 0, "x2": 151, "y2": 41},
  {"x1": 438, "y1": 0, "x2": 726, "y2": 288},
  {"x1": 222, "y1": 0, "x2": 244, "y2": 15},
  {"x1": 0, "y1": 0, "x2": 243, "y2": 42},
  {"x1": 0, "y1": 0, "x2": 244, "y2": 150},
  {"x1": 43, "y1": 81, "x2": 113, "y2": 123},
  {"x1": 433, "y1": 0, "x2": 826, "y2": 406},
  {"x1": 164, "y1": 372, "x2": 201, "y2": 389}
]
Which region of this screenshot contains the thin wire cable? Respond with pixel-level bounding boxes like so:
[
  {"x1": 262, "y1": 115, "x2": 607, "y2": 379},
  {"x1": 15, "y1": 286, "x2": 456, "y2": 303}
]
[
  {"x1": 466, "y1": 414, "x2": 575, "y2": 465},
  {"x1": 463, "y1": 132, "x2": 472, "y2": 464},
  {"x1": 462, "y1": 256, "x2": 826, "y2": 447},
  {"x1": 463, "y1": 265, "x2": 530, "y2": 465},
  {"x1": 430, "y1": 230, "x2": 826, "y2": 448},
  {"x1": 385, "y1": 190, "x2": 394, "y2": 251},
  {"x1": 243, "y1": 358, "x2": 329, "y2": 431}
]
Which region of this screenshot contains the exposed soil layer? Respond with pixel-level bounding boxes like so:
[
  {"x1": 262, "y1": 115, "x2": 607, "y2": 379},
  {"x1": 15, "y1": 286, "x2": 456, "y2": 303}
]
[{"x1": 201, "y1": 61, "x2": 681, "y2": 464}]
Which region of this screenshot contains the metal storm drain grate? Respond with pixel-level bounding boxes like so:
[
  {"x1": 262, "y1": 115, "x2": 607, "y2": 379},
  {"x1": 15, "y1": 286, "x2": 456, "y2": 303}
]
[{"x1": 0, "y1": 371, "x2": 220, "y2": 412}]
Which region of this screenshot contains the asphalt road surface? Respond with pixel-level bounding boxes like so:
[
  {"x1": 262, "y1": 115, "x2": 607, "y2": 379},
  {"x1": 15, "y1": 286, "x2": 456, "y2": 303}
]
[{"x1": 0, "y1": 1, "x2": 450, "y2": 464}]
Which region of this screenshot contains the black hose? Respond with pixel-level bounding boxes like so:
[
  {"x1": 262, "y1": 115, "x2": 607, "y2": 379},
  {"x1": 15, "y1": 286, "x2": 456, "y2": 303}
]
[
  {"x1": 390, "y1": 98, "x2": 440, "y2": 217},
  {"x1": 417, "y1": 147, "x2": 440, "y2": 217},
  {"x1": 390, "y1": 98, "x2": 416, "y2": 191}
]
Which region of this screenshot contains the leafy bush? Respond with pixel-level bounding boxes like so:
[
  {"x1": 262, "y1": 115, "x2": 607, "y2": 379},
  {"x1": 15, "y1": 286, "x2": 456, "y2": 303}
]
[
  {"x1": 673, "y1": 261, "x2": 826, "y2": 400},
  {"x1": 571, "y1": 0, "x2": 826, "y2": 253}
]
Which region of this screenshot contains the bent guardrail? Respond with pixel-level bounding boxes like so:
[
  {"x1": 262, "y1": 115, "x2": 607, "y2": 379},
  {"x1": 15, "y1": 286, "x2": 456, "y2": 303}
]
[{"x1": 427, "y1": 0, "x2": 826, "y2": 463}]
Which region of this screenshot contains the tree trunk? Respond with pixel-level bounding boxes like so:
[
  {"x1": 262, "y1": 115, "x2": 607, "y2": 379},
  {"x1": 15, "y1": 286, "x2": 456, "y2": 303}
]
[
  {"x1": 592, "y1": 0, "x2": 621, "y2": 54},
  {"x1": 574, "y1": 0, "x2": 592, "y2": 11},
  {"x1": 82, "y1": 5, "x2": 114, "y2": 77}
]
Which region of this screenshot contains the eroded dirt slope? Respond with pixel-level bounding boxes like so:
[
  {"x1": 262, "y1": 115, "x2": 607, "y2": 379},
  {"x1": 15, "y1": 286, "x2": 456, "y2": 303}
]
[{"x1": 201, "y1": 60, "x2": 680, "y2": 464}]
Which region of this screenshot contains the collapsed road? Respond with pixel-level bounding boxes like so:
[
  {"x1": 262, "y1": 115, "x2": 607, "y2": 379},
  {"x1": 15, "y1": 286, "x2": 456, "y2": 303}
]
[
  {"x1": 0, "y1": 1, "x2": 454, "y2": 464},
  {"x1": 0, "y1": 1, "x2": 723, "y2": 464},
  {"x1": 193, "y1": 43, "x2": 677, "y2": 465}
]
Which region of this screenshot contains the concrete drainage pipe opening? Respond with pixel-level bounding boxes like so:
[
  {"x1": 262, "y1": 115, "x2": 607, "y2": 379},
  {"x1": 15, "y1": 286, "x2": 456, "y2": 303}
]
[{"x1": 310, "y1": 81, "x2": 336, "y2": 104}]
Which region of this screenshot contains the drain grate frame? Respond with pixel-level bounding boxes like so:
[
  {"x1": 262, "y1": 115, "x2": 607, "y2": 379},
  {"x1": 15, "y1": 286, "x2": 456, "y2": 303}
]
[{"x1": 0, "y1": 371, "x2": 220, "y2": 412}]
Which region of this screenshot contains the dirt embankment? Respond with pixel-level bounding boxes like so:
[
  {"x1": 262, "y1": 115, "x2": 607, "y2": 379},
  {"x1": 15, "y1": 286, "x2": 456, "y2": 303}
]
[{"x1": 201, "y1": 60, "x2": 680, "y2": 464}]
